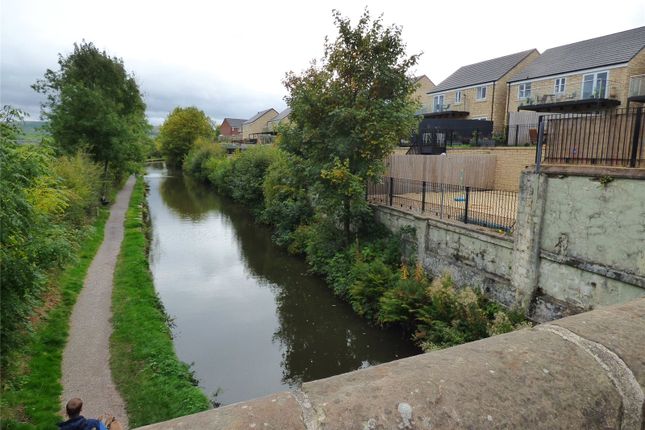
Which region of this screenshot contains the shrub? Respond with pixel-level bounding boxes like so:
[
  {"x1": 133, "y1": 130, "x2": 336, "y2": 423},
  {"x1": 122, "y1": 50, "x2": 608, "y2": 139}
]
[
  {"x1": 348, "y1": 255, "x2": 397, "y2": 321},
  {"x1": 226, "y1": 145, "x2": 278, "y2": 211},
  {"x1": 182, "y1": 137, "x2": 226, "y2": 181},
  {"x1": 415, "y1": 275, "x2": 494, "y2": 351},
  {"x1": 52, "y1": 151, "x2": 102, "y2": 227},
  {"x1": 261, "y1": 151, "x2": 313, "y2": 246},
  {"x1": 378, "y1": 263, "x2": 430, "y2": 330}
]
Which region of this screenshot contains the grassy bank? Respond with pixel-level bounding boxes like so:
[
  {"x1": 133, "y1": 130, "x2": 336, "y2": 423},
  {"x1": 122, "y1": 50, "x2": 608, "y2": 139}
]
[
  {"x1": 0, "y1": 208, "x2": 111, "y2": 429},
  {"x1": 110, "y1": 177, "x2": 210, "y2": 428}
]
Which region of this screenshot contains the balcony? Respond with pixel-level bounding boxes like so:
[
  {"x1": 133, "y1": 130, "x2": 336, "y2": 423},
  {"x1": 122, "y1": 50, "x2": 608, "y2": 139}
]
[
  {"x1": 421, "y1": 103, "x2": 469, "y2": 119},
  {"x1": 518, "y1": 79, "x2": 621, "y2": 113},
  {"x1": 628, "y1": 74, "x2": 645, "y2": 103}
]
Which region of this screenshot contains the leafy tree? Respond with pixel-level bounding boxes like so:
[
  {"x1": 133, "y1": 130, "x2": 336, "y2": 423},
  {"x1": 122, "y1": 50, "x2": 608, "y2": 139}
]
[
  {"x1": 33, "y1": 41, "x2": 149, "y2": 176},
  {"x1": 158, "y1": 106, "x2": 215, "y2": 167},
  {"x1": 282, "y1": 9, "x2": 420, "y2": 243}
]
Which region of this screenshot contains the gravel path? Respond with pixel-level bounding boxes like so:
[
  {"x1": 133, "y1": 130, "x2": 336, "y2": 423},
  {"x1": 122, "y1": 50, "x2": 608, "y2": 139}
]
[{"x1": 61, "y1": 176, "x2": 135, "y2": 428}]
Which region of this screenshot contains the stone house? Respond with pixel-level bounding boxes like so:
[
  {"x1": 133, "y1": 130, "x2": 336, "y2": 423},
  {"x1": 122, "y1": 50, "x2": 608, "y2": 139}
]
[
  {"x1": 412, "y1": 75, "x2": 436, "y2": 112},
  {"x1": 266, "y1": 107, "x2": 291, "y2": 133},
  {"x1": 426, "y1": 50, "x2": 539, "y2": 128},
  {"x1": 242, "y1": 108, "x2": 278, "y2": 142},
  {"x1": 507, "y1": 26, "x2": 645, "y2": 120}
]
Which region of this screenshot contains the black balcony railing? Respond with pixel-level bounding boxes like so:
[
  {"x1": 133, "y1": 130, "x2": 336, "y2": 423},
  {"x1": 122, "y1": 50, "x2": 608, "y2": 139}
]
[
  {"x1": 535, "y1": 107, "x2": 644, "y2": 168},
  {"x1": 367, "y1": 177, "x2": 518, "y2": 232}
]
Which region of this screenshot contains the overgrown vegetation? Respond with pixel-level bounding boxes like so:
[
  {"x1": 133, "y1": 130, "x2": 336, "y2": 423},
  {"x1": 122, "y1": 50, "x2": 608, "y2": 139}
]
[
  {"x1": 0, "y1": 197, "x2": 110, "y2": 429},
  {"x1": 110, "y1": 178, "x2": 211, "y2": 428},
  {"x1": 179, "y1": 11, "x2": 529, "y2": 351}
]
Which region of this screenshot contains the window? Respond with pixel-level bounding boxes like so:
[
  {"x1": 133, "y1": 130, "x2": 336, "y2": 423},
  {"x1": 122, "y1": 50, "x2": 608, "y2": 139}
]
[
  {"x1": 433, "y1": 94, "x2": 444, "y2": 112},
  {"x1": 582, "y1": 71, "x2": 608, "y2": 99},
  {"x1": 454, "y1": 90, "x2": 462, "y2": 104},
  {"x1": 476, "y1": 86, "x2": 487, "y2": 100},
  {"x1": 518, "y1": 83, "x2": 532, "y2": 99},
  {"x1": 554, "y1": 78, "x2": 566, "y2": 94}
]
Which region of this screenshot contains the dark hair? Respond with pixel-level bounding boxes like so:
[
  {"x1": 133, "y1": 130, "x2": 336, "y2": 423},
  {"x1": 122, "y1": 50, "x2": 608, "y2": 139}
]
[{"x1": 66, "y1": 398, "x2": 83, "y2": 418}]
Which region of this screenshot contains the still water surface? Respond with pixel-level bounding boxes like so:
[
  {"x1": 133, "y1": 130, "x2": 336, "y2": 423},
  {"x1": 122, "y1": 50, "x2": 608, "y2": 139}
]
[{"x1": 145, "y1": 163, "x2": 419, "y2": 405}]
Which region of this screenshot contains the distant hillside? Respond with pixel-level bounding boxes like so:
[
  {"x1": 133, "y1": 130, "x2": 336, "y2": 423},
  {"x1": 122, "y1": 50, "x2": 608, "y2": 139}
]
[
  {"x1": 20, "y1": 121, "x2": 49, "y2": 134},
  {"x1": 17, "y1": 121, "x2": 50, "y2": 144}
]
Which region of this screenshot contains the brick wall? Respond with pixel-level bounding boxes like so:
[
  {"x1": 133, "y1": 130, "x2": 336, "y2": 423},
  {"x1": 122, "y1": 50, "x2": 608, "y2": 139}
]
[{"x1": 447, "y1": 146, "x2": 536, "y2": 191}]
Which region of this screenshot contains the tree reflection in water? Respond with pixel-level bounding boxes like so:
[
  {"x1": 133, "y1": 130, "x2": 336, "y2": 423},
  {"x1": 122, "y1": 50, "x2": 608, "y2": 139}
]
[{"x1": 155, "y1": 165, "x2": 419, "y2": 390}]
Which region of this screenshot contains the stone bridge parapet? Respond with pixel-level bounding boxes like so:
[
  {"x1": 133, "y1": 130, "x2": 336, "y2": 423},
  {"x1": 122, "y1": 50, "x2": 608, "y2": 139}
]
[{"x1": 138, "y1": 299, "x2": 645, "y2": 429}]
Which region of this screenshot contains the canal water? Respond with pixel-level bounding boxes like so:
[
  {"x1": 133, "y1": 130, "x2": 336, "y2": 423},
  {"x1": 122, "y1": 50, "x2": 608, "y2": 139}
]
[{"x1": 145, "y1": 163, "x2": 419, "y2": 406}]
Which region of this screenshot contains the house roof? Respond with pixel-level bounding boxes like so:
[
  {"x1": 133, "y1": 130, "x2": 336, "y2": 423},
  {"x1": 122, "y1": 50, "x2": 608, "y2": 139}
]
[
  {"x1": 243, "y1": 108, "x2": 277, "y2": 125},
  {"x1": 223, "y1": 118, "x2": 246, "y2": 128},
  {"x1": 429, "y1": 49, "x2": 537, "y2": 94},
  {"x1": 269, "y1": 108, "x2": 291, "y2": 123},
  {"x1": 509, "y1": 26, "x2": 645, "y2": 83}
]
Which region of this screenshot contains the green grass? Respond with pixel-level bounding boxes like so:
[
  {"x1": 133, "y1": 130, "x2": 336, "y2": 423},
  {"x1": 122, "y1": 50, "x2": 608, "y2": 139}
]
[
  {"x1": 0, "y1": 208, "x2": 111, "y2": 430},
  {"x1": 110, "y1": 177, "x2": 211, "y2": 428}
]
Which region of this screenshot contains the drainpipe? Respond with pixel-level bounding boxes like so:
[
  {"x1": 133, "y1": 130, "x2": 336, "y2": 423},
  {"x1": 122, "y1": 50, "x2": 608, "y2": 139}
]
[
  {"x1": 490, "y1": 82, "x2": 496, "y2": 123},
  {"x1": 505, "y1": 81, "x2": 511, "y2": 127}
]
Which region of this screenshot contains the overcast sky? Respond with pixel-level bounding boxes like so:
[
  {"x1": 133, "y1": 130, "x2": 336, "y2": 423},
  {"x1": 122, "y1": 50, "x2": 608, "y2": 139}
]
[{"x1": 2, "y1": 0, "x2": 644, "y2": 125}]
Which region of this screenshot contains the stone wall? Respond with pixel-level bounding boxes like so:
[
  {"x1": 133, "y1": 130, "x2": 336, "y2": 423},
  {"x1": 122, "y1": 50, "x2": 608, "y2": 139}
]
[
  {"x1": 138, "y1": 299, "x2": 645, "y2": 430},
  {"x1": 376, "y1": 170, "x2": 645, "y2": 321}
]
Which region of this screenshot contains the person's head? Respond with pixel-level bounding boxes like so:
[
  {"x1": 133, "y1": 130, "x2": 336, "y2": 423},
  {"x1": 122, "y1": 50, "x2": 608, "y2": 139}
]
[{"x1": 66, "y1": 398, "x2": 83, "y2": 419}]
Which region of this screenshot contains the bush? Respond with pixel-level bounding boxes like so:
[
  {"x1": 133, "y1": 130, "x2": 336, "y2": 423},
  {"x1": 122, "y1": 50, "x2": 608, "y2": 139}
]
[
  {"x1": 414, "y1": 275, "x2": 494, "y2": 350},
  {"x1": 261, "y1": 151, "x2": 313, "y2": 246},
  {"x1": 182, "y1": 137, "x2": 226, "y2": 181},
  {"x1": 225, "y1": 145, "x2": 279, "y2": 212},
  {"x1": 53, "y1": 152, "x2": 102, "y2": 227},
  {"x1": 348, "y1": 256, "x2": 397, "y2": 321}
]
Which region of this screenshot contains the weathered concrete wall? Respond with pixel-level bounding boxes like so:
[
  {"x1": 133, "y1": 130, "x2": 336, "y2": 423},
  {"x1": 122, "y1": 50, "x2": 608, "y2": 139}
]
[
  {"x1": 138, "y1": 299, "x2": 645, "y2": 430},
  {"x1": 375, "y1": 206, "x2": 517, "y2": 307},
  {"x1": 376, "y1": 171, "x2": 645, "y2": 321},
  {"x1": 531, "y1": 174, "x2": 645, "y2": 319}
]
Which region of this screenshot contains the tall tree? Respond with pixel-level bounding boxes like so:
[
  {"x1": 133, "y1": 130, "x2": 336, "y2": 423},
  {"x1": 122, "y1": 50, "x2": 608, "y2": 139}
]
[
  {"x1": 33, "y1": 41, "x2": 149, "y2": 175},
  {"x1": 282, "y1": 10, "x2": 420, "y2": 243},
  {"x1": 158, "y1": 106, "x2": 215, "y2": 167}
]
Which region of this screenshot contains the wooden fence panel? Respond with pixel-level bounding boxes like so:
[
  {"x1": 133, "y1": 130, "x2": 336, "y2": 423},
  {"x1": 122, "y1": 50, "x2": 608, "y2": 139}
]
[{"x1": 384, "y1": 154, "x2": 497, "y2": 188}]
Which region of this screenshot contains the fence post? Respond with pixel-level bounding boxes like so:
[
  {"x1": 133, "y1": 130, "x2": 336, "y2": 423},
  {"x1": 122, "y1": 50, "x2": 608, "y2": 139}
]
[
  {"x1": 464, "y1": 187, "x2": 470, "y2": 224},
  {"x1": 388, "y1": 177, "x2": 394, "y2": 206},
  {"x1": 630, "y1": 107, "x2": 643, "y2": 168},
  {"x1": 440, "y1": 184, "x2": 445, "y2": 219},
  {"x1": 535, "y1": 118, "x2": 545, "y2": 173},
  {"x1": 421, "y1": 181, "x2": 426, "y2": 213},
  {"x1": 514, "y1": 124, "x2": 519, "y2": 146}
]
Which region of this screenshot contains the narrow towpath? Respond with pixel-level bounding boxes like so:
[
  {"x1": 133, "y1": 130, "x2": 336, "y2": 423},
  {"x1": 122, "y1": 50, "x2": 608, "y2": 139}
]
[{"x1": 61, "y1": 176, "x2": 135, "y2": 429}]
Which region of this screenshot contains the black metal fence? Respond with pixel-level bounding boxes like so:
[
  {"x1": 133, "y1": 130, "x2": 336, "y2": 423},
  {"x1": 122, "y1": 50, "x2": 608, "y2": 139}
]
[
  {"x1": 537, "y1": 107, "x2": 644, "y2": 168},
  {"x1": 367, "y1": 177, "x2": 518, "y2": 232}
]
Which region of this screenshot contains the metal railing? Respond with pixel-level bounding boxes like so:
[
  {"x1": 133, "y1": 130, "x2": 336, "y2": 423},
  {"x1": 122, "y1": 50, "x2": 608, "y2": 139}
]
[
  {"x1": 518, "y1": 79, "x2": 622, "y2": 108},
  {"x1": 536, "y1": 107, "x2": 644, "y2": 168},
  {"x1": 367, "y1": 177, "x2": 518, "y2": 232}
]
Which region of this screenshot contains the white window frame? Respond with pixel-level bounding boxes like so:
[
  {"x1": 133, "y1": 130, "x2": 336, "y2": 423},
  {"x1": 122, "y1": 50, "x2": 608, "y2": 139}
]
[
  {"x1": 518, "y1": 83, "x2": 532, "y2": 99},
  {"x1": 476, "y1": 86, "x2": 487, "y2": 101},
  {"x1": 433, "y1": 94, "x2": 444, "y2": 112},
  {"x1": 454, "y1": 90, "x2": 462, "y2": 104},
  {"x1": 554, "y1": 77, "x2": 566, "y2": 94},
  {"x1": 581, "y1": 70, "x2": 609, "y2": 99}
]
